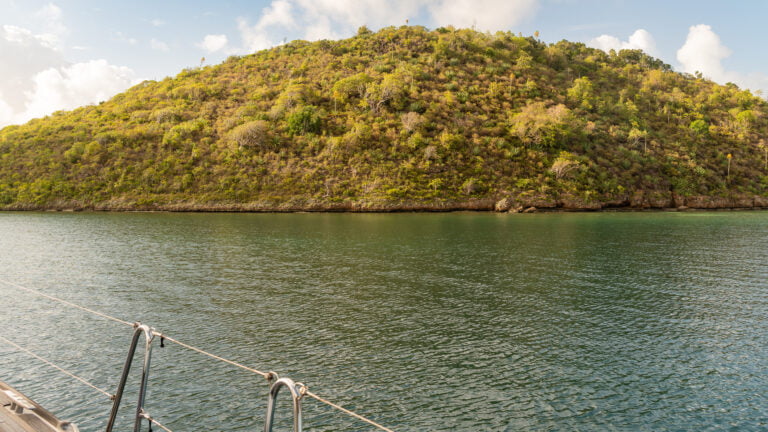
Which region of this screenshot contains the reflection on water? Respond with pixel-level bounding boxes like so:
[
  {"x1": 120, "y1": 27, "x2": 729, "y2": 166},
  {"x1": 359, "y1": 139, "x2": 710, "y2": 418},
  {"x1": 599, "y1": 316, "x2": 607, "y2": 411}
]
[{"x1": 0, "y1": 212, "x2": 767, "y2": 431}]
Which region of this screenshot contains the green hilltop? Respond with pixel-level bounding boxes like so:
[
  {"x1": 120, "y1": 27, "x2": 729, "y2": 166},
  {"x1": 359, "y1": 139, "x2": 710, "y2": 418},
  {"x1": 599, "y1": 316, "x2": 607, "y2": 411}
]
[{"x1": 1, "y1": 25, "x2": 767, "y2": 211}]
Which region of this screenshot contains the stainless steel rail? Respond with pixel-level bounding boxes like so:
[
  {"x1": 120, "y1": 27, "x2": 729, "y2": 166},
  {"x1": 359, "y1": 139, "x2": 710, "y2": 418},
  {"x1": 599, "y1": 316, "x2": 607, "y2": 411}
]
[
  {"x1": 0, "y1": 278, "x2": 395, "y2": 432},
  {"x1": 263, "y1": 375, "x2": 304, "y2": 432},
  {"x1": 105, "y1": 323, "x2": 157, "y2": 432}
]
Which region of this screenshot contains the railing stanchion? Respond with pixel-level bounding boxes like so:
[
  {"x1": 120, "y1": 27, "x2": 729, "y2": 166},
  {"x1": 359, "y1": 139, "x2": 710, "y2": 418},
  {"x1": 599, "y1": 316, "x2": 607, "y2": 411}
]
[
  {"x1": 105, "y1": 323, "x2": 156, "y2": 432},
  {"x1": 263, "y1": 377, "x2": 304, "y2": 432}
]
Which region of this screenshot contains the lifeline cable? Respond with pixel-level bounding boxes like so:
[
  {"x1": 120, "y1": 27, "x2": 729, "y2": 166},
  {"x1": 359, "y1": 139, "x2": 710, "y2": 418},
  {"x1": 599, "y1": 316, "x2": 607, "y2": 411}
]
[
  {"x1": 305, "y1": 390, "x2": 395, "y2": 432},
  {"x1": 0, "y1": 334, "x2": 113, "y2": 400},
  {"x1": 0, "y1": 334, "x2": 178, "y2": 431},
  {"x1": 156, "y1": 334, "x2": 269, "y2": 379},
  {"x1": 0, "y1": 278, "x2": 133, "y2": 327},
  {"x1": 140, "y1": 411, "x2": 174, "y2": 432},
  {"x1": 0, "y1": 278, "x2": 396, "y2": 432}
]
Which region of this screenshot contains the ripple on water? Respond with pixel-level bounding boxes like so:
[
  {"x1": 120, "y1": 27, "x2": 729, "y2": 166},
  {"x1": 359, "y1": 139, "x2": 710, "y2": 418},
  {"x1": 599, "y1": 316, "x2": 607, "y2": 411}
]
[{"x1": 0, "y1": 212, "x2": 767, "y2": 431}]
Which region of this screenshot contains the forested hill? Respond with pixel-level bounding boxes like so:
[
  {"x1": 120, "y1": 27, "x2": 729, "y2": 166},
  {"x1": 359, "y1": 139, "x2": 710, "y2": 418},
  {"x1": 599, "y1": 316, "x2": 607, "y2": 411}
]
[{"x1": 2, "y1": 26, "x2": 768, "y2": 212}]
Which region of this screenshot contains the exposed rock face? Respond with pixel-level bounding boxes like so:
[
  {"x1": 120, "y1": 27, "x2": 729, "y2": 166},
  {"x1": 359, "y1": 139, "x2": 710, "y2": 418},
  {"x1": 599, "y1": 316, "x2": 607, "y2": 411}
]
[
  {"x1": 684, "y1": 196, "x2": 730, "y2": 209},
  {"x1": 558, "y1": 197, "x2": 602, "y2": 210},
  {"x1": 649, "y1": 194, "x2": 674, "y2": 208},
  {"x1": 730, "y1": 197, "x2": 755, "y2": 208},
  {"x1": 682, "y1": 195, "x2": 757, "y2": 209},
  {"x1": 755, "y1": 196, "x2": 768, "y2": 207},
  {"x1": 4, "y1": 193, "x2": 768, "y2": 213},
  {"x1": 495, "y1": 198, "x2": 514, "y2": 212},
  {"x1": 488, "y1": 191, "x2": 768, "y2": 213},
  {"x1": 520, "y1": 197, "x2": 557, "y2": 209}
]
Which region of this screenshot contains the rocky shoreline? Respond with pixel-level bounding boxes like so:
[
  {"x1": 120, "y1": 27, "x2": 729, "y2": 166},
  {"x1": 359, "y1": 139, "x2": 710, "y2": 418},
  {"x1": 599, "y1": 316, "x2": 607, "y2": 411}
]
[
  {"x1": 492, "y1": 193, "x2": 768, "y2": 213},
  {"x1": 2, "y1": 192, "x2": 768, "y2": 213}
]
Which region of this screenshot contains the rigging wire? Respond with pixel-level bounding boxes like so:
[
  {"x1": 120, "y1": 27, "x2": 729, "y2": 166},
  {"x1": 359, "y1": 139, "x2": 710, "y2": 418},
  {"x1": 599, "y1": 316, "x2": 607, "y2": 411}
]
[
  {"x1": 305, "y1": 390, "x2": 395, "y2": 432},
  {"x1": 0, "y1": 334, "x2": 113, "y2": 400},
  {"x1": 140, "y1": 410, "x2": 174, "y2": 432},
  {"x1": 156, "y1": 334, "x2": 269, "y2": 379},
  {"x1": 0, "y1": 278, "x2": 396, "y2": 432},
  {"x1": 149, "y1": 417, "x2": 173, "y2": 432},
  {"x1": 0, "y1": 278, "x2": 133, "y2": 327},
  {"x1": 0, "y1": 330, "x2": 177, "y2": 432}
]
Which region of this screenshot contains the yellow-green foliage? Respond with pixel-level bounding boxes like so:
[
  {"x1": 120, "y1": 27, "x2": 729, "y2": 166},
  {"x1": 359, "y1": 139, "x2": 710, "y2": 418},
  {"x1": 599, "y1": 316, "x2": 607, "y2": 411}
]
[
  {"x1": 229, "y1": 120, "x2": 270, "y2": 149},
  {"x1": 550, "y1": 151, "x2": 581, "y2": 179},
  {"x1": 1, "y1": 25, "x2": 768, "y2": 209}
]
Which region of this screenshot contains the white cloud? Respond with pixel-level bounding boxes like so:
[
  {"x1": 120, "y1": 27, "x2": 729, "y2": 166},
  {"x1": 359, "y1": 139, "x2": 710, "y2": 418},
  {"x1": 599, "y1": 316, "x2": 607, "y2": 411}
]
[
  {"x1": 0, "y1": 25, "x2": 136, "y2": 127},
  {"x1": 295, "y1": 0, "x2": 418, "y2": 31},
  {"x1": 0, "y1": 97, "x2": 14, "y2": 125},
  {"x1": 428, "y1": 0, "x2": 539, "y2": 30},
  {"x1": 33, "y1": 2, "x2": 67, "y2": 47},
  {"x1": 303, "y1": 15, "x2": 340, "y2": 41},
  {"x1": 150, "y1": 38, "x2": 169, "y2": 52},
  {"x1": 237, "y1": 18, "x2": 273, "y2": 52},
  {"x1": 22, "y1": 60, "x2": 136, "y2": 120},
  {"x1": 676, "y1": 24, "x2": 731, "y2": 81},
  {"x1": 35, "y1": 3, "x2": 63, "y2": 26},
  {"x1": 585, "y1": 25, "x2": 767, "y2": 95},
  {"x1": 737, "y1": 73, "x2": 768, "y2": 97},
  {"x1": 150, "y1": 19, "x2": 165, "y2": 27},
  {"x1": 232, "y1": 0, "x2": 540, "y2": 54},
  {"x1": 675, "y1": 24, "x2": 768, "y2": 96},
  {"x1": 197, "y1": 34, "x2": 228, "y2": 53},
  {"x1": 259, "y1": 0, "x2": 296, "y2": 28},
  {"x1": 236, "y1": 0, "x2": 298, "y2": 53},
  {"x1": 114, "y1": 31, "x2": 138, "y2": 46},
  {"x1": 0, "y1": 24, "x2": 66, "y2": 114},
  {"x1": 589, "y1": 29, "x2": 657, "y2": 56}
]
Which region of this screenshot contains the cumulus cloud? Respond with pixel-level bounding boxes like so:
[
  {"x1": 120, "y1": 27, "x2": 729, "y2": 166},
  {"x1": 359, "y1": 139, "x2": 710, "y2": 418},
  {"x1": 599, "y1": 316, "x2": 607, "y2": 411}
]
[
  {"x1": 589, "y1": 29, "x2": 657, "y2": 56},
  {"x1": 0, "y1": 25, "x2": 66, "y2": 115},
  {"x1": 235, "y1": 0, "x2": 299, "y2": 52},
  {"x1": 150, "y1": 38, "x2": 169, "y2": 52},
  {"x1": 259, "y1": 0, "x2": 296, "y2": 28},
  {"x1": 295, "y1": 0, "x2": 418, "y2": 31},
  {"x1": 303, "y1": 15, "x2": 340, "y2": 41},
  {"x1": 675, "y1": 25, "x2": 768, "y2": 95},
  {"x1": 587, "y1": 25, "x2": 767, "y2": 95},
  {"x1": 33, "y1": 2, "x2": 67, "y2": 47},
  {"x1": 676, "y1": 24, "x2": 732, "y2": 82},
  {"x1": 22, "y1": 60, "x2": 136, "y2": 120},
  {"x1": 197, "y1": 34, "x2": 229, "y2": 53},
  {"x1": 0, "y1": 97, "x2": 15, "y2": 125},
  {"x1": 0, "y1": 24, "x2": 137, "y2": 127},
  {"x1": 237, "y1": 18, "x2": 274, "y2": 52},
  {"x1": 428, "y1": 0, "x2": 539, "y2": 30},
  {"x1": 229, "y1": 0, "x2": 540, "y2": 54}
]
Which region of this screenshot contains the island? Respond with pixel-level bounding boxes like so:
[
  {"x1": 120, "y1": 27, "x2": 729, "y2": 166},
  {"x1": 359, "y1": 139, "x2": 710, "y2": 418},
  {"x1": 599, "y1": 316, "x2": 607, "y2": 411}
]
[{"x1": 1, "y1": 26, "x2": 767, "y2": 212}]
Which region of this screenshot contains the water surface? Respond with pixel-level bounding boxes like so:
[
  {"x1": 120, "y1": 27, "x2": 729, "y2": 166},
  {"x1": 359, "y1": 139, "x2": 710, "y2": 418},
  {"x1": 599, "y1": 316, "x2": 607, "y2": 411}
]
[{"x1": 0, "y1": 212, "x2": 766, "y2": 431}]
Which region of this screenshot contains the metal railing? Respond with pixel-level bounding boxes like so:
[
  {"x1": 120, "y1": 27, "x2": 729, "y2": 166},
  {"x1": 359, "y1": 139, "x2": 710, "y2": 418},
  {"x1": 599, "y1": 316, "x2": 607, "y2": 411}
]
[{"x1": 0, "y1": 278, "x2": 395, "y2": 432}]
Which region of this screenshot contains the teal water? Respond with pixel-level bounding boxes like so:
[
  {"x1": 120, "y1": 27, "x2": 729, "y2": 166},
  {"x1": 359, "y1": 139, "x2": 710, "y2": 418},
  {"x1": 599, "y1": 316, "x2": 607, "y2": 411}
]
[{"x1": 0, "y1": 212, "x2": 766, "y2": 431}]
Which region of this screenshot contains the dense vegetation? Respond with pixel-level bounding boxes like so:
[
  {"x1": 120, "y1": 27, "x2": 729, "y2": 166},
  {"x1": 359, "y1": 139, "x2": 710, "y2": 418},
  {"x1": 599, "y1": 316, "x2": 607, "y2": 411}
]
[{"x1": 2, "y1": 26, "x2": 768, "y2": 211}]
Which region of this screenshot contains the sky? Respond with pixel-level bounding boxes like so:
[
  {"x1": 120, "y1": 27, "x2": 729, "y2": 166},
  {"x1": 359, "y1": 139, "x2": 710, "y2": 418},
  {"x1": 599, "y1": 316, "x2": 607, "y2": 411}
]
[{"x1": 1, "y1": 0, "x2": 767, "y2": 128}]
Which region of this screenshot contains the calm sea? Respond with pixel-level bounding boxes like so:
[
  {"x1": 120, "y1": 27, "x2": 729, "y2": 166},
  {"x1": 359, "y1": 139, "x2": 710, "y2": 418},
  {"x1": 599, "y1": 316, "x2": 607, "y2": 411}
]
[{"x1": 0, "y1": 212, "x2": 766, "y2": 431}]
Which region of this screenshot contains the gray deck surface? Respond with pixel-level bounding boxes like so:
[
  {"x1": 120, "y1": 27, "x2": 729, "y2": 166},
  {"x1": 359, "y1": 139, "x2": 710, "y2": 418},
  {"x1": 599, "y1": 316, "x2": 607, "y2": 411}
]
[{"x1": 0, "y1": 382, "x2": 78, "y2": 432}]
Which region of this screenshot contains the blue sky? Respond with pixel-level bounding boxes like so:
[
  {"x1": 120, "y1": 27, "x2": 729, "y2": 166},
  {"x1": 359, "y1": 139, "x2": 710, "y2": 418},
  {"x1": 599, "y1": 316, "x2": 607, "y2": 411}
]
[{"x1": 1, "y1": 0, "x2": 766, "y2": 127}]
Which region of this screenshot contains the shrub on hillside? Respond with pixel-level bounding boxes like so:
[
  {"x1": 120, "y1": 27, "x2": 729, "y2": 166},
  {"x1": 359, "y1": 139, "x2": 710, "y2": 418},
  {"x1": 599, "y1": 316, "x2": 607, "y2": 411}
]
[{"x1": 229, "y1": 120, "x2": 271, "y2": 149}]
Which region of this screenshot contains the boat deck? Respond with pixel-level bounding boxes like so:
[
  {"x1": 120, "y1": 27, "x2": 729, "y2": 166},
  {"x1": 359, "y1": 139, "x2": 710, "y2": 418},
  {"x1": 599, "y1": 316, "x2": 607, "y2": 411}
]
[{"x1": 0, "y1": 381, "x2": 78, "y2": 432}]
